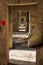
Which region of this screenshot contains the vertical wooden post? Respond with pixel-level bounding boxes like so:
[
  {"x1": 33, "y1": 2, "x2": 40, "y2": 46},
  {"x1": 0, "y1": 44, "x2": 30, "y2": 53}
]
[{"x1": 26, "y1": 12, "x2": 29, "y2": 32}]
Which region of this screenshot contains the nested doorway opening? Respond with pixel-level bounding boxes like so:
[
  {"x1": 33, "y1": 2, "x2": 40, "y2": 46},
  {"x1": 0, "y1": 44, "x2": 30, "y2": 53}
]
[{"x1": 8, "y1": 6, "x2": 30, "y2": 49}]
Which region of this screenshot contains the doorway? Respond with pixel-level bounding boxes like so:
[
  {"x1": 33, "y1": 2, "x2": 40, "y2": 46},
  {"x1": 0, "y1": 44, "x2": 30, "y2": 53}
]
[
  {"x1": 8, "y1": 6, "x2": 36, "y2": 65},
  {"x1": 8, "y1": 6, "x2": 29, "y2": 49}
]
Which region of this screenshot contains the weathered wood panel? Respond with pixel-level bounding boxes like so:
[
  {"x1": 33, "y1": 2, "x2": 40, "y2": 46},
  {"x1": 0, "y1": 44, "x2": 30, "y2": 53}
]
[{"x1": 0, "y1": 1, "x2": 9, "y2": 64}]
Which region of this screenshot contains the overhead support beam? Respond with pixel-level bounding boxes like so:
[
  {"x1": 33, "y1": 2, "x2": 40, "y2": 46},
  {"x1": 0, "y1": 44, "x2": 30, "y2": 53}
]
[{"x1": 7, "y1": 2, "x2": 38, "y2": 6}]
